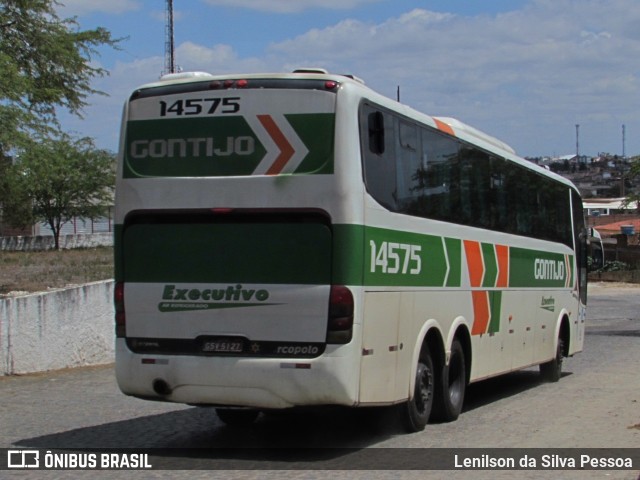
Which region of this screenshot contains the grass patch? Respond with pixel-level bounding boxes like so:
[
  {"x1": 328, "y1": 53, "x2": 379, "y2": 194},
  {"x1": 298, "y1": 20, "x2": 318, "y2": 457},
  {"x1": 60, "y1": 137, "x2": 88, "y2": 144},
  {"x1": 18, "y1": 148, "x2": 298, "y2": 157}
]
[{"x1": 0, "y1": 247, "x2": 113, "y2": 296}]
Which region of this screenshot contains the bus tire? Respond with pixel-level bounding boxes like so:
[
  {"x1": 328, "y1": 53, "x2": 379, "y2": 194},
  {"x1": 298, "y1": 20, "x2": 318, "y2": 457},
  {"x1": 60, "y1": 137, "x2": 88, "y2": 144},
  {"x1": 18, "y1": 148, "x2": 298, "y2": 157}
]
[
  {"x1": 540, "y1": 337, "x2": 564, "y2": 382},
  {"x1": 433, "y1": 338, "x2": 466, "y2": 422},
  {"x1": 400, "y1": 350, "x2": 435, "y2": 432},
  {"x1": 216, "y1": 408, "x2": 259, "y2": 426}
]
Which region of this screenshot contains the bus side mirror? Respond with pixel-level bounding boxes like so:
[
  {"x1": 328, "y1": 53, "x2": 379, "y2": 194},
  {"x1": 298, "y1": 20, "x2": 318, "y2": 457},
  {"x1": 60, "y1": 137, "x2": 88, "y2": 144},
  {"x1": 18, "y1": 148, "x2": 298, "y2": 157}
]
[
  {"x1": 586, "y1": 227, "x2": 604, "y2": 272},
  {"x1": 368, "y1": 111, "x2": 385, "y2": 155}
]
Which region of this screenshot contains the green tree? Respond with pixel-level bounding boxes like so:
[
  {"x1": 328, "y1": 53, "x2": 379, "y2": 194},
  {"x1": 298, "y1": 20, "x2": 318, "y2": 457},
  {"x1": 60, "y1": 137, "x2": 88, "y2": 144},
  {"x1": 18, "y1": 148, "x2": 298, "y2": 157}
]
[
  {"x1": 0, "y1": 0, "x2": 120, "y2": 152},
  {"x1": 624, "y1": 155, "x2": 640, "y2": 213},
  {"x1": 0, "y1": 151, "x2": 33, "y2": 231},
  {"x1": 1, "y1": 135, "x2": 115, "y2": 249}
]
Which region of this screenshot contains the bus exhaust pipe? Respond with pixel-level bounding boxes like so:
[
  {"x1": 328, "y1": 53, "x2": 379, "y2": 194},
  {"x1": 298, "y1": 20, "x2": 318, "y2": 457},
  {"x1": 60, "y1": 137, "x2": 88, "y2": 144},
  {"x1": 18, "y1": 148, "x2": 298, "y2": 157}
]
[{"x1": 152, "y1": 379, "x2": 172, "y2": 396}]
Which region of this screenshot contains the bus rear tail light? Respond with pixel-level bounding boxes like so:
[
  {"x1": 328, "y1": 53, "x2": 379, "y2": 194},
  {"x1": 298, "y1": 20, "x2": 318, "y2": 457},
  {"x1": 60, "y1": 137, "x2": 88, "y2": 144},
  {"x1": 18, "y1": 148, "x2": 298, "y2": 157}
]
[
  {"x1": 115, "y1": 281, "x2": 126, "y2": 338},
  {"x1": 209, "y1": 79, "x2": 248, "y2": 89},
  {"x1": 327, "y1": 285, "x2": 353, "y2": 344}
]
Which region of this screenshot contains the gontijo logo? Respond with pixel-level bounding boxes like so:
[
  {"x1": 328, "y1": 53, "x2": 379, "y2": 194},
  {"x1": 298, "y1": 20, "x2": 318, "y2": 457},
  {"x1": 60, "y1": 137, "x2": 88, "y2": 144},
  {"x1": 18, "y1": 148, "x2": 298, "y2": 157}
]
[
  {"x1": 158, "y1": 284, "x2": 276, "y2": 312},
  {"x1": 534, "y1": 258, "x2": 565, "y2": 281},
  {"x1": 129, "y1": 136, "x2": 256, "y2": 159}
]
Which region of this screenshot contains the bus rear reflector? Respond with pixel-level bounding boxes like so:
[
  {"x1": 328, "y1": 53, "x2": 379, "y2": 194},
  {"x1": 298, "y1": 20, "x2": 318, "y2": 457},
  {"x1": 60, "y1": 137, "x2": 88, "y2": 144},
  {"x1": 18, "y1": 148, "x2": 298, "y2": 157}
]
[
  {"x1": 115, "y1": 281, "x2": 126, "y2": 338},
  {"x1": 327, "y1": 285, "x2": 353, "y2": 344}
]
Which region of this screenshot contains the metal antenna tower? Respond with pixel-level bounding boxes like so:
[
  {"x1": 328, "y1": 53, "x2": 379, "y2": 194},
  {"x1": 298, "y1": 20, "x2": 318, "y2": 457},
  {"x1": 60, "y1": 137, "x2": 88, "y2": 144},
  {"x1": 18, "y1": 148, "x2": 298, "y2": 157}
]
[{"x1": 163, "y1": 0, "x2": 177, "y2": 75}]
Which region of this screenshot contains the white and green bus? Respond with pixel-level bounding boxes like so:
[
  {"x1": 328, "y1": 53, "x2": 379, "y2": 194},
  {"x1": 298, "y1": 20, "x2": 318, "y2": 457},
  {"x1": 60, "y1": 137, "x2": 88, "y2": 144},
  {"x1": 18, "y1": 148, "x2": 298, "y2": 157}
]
[{"x1": 114, "y1": 69, "x2": 587, "y2": 431}]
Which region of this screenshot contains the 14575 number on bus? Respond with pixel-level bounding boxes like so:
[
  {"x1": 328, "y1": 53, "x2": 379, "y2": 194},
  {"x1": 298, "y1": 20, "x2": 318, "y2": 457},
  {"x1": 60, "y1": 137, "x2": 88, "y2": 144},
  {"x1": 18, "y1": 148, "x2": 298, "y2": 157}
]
[{"x1": 370, "y1": 240, "x2": 422, "y2": 275}]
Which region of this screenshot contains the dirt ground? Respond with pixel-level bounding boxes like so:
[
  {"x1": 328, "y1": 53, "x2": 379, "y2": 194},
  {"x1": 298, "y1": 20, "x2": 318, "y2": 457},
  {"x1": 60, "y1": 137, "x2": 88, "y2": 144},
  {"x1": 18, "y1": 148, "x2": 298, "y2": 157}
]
[{"x1": 0, "y1": 247, "x2": 113, "y2": 296}]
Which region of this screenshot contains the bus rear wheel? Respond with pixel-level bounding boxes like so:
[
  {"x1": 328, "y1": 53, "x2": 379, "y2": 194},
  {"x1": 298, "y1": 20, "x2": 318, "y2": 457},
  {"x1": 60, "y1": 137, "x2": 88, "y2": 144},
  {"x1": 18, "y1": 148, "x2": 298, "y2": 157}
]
[
  {"x1": 433, "y1": 338, "x2": 466, "y2": 422},
  {"x1": 400, "y1": 351, "x2": 435, "y2": 432}
]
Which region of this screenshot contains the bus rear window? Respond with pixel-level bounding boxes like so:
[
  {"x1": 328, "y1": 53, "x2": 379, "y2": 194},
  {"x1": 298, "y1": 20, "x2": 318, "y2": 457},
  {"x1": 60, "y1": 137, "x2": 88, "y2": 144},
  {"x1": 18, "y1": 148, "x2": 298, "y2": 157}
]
[{"x1": 123, "y1": 89, "x2": 335, "y2": 178}]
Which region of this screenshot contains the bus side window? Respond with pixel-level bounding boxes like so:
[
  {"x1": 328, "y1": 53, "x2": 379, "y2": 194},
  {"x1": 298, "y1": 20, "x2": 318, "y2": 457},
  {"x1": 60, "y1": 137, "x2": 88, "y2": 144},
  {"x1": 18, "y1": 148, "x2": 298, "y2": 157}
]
[
  {"x1": 368, "y1": 111, "x2": 385, "y2": 154},
  {"x1": 361, "y1": 106, "x2": 397, "y2": 211},
  {"x1": 397, "y1": 121, "x2": 418, "y2": 207}
]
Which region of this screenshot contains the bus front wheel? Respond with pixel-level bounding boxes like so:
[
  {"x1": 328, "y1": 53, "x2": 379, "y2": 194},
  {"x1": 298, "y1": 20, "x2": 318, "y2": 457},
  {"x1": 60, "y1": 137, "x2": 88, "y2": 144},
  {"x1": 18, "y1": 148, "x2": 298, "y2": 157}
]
[
  {"x1": 400, "y1": 350, "x2": 435, "y2": 432},
  {"x1": 540, "y1": 337, "x2": 564, "y2": 382}
]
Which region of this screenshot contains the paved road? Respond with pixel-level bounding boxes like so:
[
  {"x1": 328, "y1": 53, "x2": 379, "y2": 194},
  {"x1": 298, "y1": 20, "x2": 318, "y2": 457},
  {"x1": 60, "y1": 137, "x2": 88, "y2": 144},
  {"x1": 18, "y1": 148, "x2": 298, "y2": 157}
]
[{"x1": 1, "y1": 282, "x2": 639, "y2": 479}]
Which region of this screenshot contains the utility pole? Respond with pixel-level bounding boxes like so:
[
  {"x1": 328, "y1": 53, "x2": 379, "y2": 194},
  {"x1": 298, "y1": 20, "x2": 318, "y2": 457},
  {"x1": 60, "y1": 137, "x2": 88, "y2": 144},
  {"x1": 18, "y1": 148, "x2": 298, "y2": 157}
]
[
  {"x1": 622, "y1": 124, "x2": 626, "y2": 159},
  {"x1": 163, "y1": 0, "x2": 176, "y2": 76},
  {"x1": 575, "y1": 124, "x2": 580, "y2": 161}
]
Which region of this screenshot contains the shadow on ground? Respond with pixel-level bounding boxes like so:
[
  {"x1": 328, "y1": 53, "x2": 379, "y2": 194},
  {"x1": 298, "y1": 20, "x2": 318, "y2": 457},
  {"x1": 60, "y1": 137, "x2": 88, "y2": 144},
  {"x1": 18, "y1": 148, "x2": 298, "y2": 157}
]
[{"x1": 13, "y1": 369, "x2": 561, "y2": 468}]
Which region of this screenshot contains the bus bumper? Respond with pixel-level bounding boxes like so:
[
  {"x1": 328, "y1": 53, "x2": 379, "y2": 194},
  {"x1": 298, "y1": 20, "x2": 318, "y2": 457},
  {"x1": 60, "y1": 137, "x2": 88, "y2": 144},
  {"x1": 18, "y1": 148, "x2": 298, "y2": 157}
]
[{"x1": 115, "y1": 340, "x2": 360, "y2": 409}]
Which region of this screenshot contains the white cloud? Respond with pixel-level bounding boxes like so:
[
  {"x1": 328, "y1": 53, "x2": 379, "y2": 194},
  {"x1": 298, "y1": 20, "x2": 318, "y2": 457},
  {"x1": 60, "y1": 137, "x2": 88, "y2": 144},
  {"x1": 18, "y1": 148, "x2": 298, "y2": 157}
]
[
  {"x1": 150, "y1": 8, "x2": 186, "y2": 22},
  {"x1": 266, "y1": 0, "x2": 640, "y2": 156},
  {"x1": 57, "y1": 0, "x2": 141, "y2": 16},
  {"x1": 174, "y1": 42, "x2": 268, "y2": 73},
  {"x1": 61, "y1": 41, "x2": 269, "y2": 151},
  {"x1": 61, "y1": 0, "x2": 640, "y2": 157},
  {"x1": 201, "y1": 0, "x2": 382, "y2": 14}
]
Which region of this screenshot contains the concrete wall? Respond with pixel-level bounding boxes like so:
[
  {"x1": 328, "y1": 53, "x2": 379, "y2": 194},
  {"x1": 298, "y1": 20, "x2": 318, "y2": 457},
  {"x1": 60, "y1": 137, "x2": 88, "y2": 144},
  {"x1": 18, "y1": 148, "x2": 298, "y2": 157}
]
[
  {"x1": 0, "y1": 281, "x2": 114, "y2": 376},
  {"x1": 0, "y1": 233, "x2": 113, "y2": 252}
]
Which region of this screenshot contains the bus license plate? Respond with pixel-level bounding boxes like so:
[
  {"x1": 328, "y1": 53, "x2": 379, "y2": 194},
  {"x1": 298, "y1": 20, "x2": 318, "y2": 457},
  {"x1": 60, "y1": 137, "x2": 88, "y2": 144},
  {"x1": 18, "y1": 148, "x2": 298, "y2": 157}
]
[{"x1": 202, "y1": 339, "x2": 243, "y2": 353}]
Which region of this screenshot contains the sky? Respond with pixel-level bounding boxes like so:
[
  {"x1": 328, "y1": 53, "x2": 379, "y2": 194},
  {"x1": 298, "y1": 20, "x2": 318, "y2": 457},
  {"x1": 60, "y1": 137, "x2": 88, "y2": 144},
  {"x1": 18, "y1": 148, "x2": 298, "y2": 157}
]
[{"x1": 55, "y1": 0, "x2": 640, "y2": 158}]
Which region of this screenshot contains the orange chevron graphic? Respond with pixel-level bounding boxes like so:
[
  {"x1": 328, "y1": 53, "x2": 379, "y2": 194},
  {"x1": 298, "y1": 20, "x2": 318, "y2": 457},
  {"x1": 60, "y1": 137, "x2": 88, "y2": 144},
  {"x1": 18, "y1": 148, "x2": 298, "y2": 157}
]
[
  {"x1": 465, "y1": 240, "x2": 488, "y2": 335},
  {"x1": 464, "y1": 241, "x2": 508, "y2": 336},
  {"x1": 471, "y1": 291, "x2": 490, "y2": 335},
  {"x1": 495, "y1": 244, "x2": 509, "y2": 288},
  {"x1": 464, "y1": 240, "x2": 484, "y2": 287},
  {"x1": 434, "y1": 118, "x2": 455, "y2": 136},
  {"x1": 257, "y1": 114, "x2": 295, "y2": 175}
]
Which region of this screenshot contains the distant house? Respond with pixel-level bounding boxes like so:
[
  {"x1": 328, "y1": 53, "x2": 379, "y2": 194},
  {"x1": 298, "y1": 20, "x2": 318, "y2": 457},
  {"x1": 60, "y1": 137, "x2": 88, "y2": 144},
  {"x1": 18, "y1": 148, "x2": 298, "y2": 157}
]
[
  {"x1": 0, "y1": 218, "x2": 31, "y2": 237},
  {"x1": 35, "y1": 210, "x2": 114, "y2": 237},
  {"x1": 0, "y1": 213, "x2": 113, "y2": 238},
  {"x1": 583, "y1": 198, "x2": 638, "y2": 217},
  {"x1": 595, "y1": 218, "x2": 640, "y2": 236},
  {"x1": 0, "y1": 205, "x2": 113, "y2": 238}
]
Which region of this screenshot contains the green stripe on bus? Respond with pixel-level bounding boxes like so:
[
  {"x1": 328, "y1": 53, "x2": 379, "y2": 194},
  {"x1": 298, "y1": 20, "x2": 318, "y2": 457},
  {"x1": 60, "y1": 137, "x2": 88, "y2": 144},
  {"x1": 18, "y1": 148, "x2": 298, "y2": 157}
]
[
  {"x1": 364, "y1": 226, "x2": 449, "y2": 287},
  {"x1": 509, "y1": 247, "x2": 569, "y2": 288},
  {"x1": 444, "y1": 238, "x2": 462, "y2": 288},
  {"x1": 481, "y1": 242, "x2": 497, "y2": 288},
  {"x1": 115, "y1": 222, "x2": 573, "y2": 289},
  {"x1": 286, "y1": 114, "x2": 335, "y2": 174},
  {"x1": 332, "y1": 224, "x2": 365, "y2": 285},
  {"x1": 489, "y1": 291, "x2": 502, "y2": 334},
  {"x1": 123, "y1": 113, "x2": 334, "y2": 178}
]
